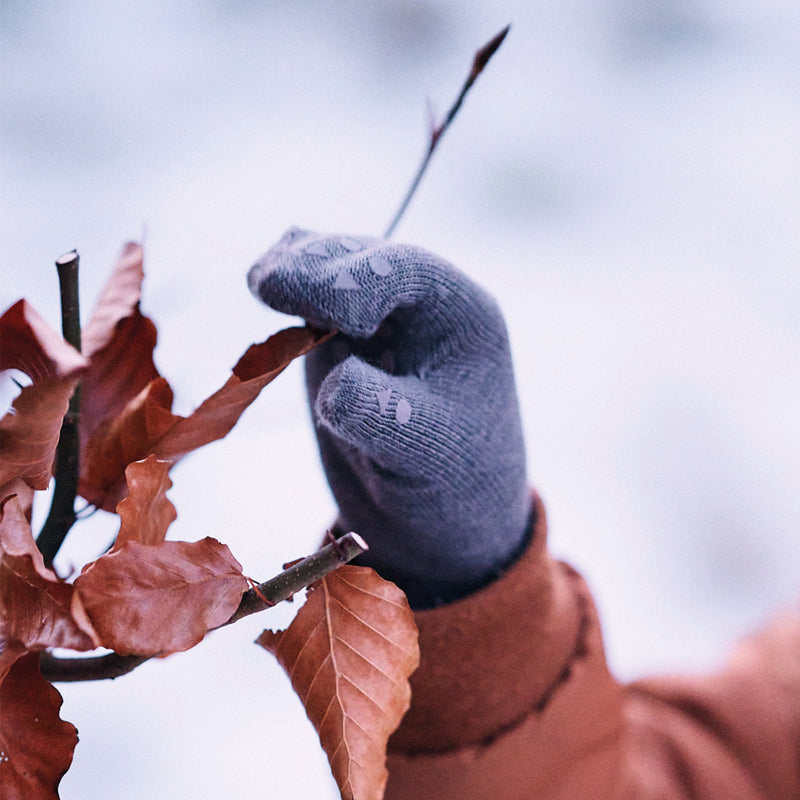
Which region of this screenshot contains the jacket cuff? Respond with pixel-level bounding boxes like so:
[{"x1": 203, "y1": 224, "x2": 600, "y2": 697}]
[{"x1": 388, "y1": 491, "x2": 586, "y2": 753}]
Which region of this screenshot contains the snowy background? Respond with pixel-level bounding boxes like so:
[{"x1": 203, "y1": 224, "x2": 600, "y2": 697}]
[{"x1": 2, "y1": 1, "x2": 799, "y2": 797}]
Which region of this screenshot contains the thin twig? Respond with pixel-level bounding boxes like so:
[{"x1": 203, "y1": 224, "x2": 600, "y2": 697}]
[
  {"x1": 383, "y1": 24, "x2": 510, "y2": 238},
  {"x1": 55, "y1": 250, "x2": 82, "y2": 351},
  {"x1": 225, "y1": 531, "x2": 367, "y2": 625},
  {"x1": 37, "y1": 251, "x2": 82, "y2": 565},
  {"x1": 40, "y1": 532, "x2": 368, "y2": 682},
  {"x1": 38, "y1": 651, "x2": 149, "y2": 682}
]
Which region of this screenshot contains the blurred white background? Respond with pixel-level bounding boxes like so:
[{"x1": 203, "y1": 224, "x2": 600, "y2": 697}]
[{"x1": 2, "y1": 1, "x2": 799, "y2": 797}]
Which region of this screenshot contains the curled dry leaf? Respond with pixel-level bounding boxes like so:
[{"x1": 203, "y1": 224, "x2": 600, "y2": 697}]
[
  {"x1": 81, "y1": 242, "x2": 149, "y2": 357},
  {"x1": 80, "y1": 242, "x2": 160, "y2": 451},
  {"x1": 0, "y1": 652, "x2": 78, "y2": 800},
  {"x1": 0, "y1": 495, "x2": 95, "y2": 800},
  {"x1": 0, "y1": 300, "x2": 87, "y2": 494},
  {"x1": 80, "y1": 326, "x2": 330, "y2": 510},
  {"x1": 156, "y1": 325, "x2": 334, "y2": 462},
  {"x1": 112, "y1": 456, "x2": 177, "y2": 550},
  {"x1": 0, "y1": 495, "x2": 99, "y2": 672},
  {"x1": 258, "y1": 566, "x2": 419, "y2": 800},
  {"x1": 74, "y1": 537, "x2": 248, "y2": 656},
  {"x1": 0, "y1": 300, "x2": 87, "y2": 382},
  {"x1": 80, "y1": 377, "x2": 180, "y2": 509},
  {"x1": 0, "y1": 479, "x2": 34, "y2": 523}
]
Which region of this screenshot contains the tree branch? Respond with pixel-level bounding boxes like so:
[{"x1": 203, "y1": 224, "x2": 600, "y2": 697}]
[
  {"x1": 38, "y1": 651, "x2": 149, "y2": 682},
  {"x1": 40, "y1": 532, "x2": 368, "y2": 682},
  {"x1": 383, "y1": 24, "x2": 510, "y2": 238},
  {"x1": 37, "y1": 250, "x2": 83, "y2": 565},
  {"x1": 225, "y1": 531, "x2": 367, "y2": 625}
]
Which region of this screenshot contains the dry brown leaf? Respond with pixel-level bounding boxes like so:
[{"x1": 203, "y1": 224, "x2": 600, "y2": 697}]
[
  {"x1": 80, "y1": 242, "x2": 161, "y2": 451},
  {"x1": 79, "y1": 326, "x2": 330, "y2": 510},
  {"x1": 0, "y1": 300, "x2": 87, "y2": 493},
  {"x1": 0, "y1": 479, "x2": 34, "y2": 522},
  {"x1": 0, "y1": 494, "x2": 95, "y2": 797},
  {"x1": 0, "y1": 652, "x2": 78, "y2": 800},
  {"x1": 74, "y1": 537, "x2": 248, "y2": 656},
  {"x1": 112, "y1": 456, "x2": 176, "y2": 550},
  {"x1": 0, "y1": 495, "x2": 99, "y2": 659},
  {"x1": 81, "y1": 242, "x2": 148, "y2": 357},
  {"x1": 79, "y1": 377, "x2": 180, "y2": 509},
  {"x1": 0, "y1": 300, "x2": 86, "y2": 382},
  {"x1": 258, "y1": 566, "x2": 419, "y2": 800},
  {"x1": 153, "y1": 325, "x2": 332, "y2": 462}
]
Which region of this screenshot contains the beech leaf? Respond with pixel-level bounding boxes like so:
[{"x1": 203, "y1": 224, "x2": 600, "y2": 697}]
[
  {"x1": 0, "y1": 652, "x2": 77, "y2": 800},
  {"x1": 154, "y1": 325, "x2": 332, "y2": 462},
  {"x1": 79, "y1": 326, "x2": 329, "y2": 510},
  {"x1": 74, "y1": 538, "x2": 248, "y2": 656},
  {"x1": 258, "y1": 566, "x2": 419, "y2": 800},
  {"x1": 112, "y1": 456, "x2": 177, "y2": 550},
  {"x1": 79, "y1": 377, "x2": 181, "y2": 509},
  {"x1": 80, "y1": 242, "x2": 161, "y2": 451},
  {"x1": 0, "y1": 479, "x2": 34, "y2": 522},
  {"x1": 0, "y1": 300, "x2": 87, "y2": 493},
  {"x1": 82, "y1": 242, "x2": 149, "y2": 357},
  {"x1": 0, "y1": 495, "x2": 99, "y2": 660}
]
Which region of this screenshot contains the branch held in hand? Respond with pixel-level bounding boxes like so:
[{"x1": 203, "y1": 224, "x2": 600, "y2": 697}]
[
  {"x1": 37, "y1": 251, "x2": 83, "y2": 565},
  {"x1": 39, "y1": 532, "x2": 368, "y2": 682},
  {"x1": 384, "y1": 23, "x2": 510, "y2": 238},
  {"x1": 227, "y1": 531, "x2": 367, "y2": 624}
]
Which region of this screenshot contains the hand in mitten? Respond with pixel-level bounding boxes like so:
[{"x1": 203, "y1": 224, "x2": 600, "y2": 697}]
[{"x1": 248, "y1": 228, "x2": 530, "y2": 608}]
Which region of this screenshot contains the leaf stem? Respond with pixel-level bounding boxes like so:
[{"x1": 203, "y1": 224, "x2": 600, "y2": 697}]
[
  {"x1": 383, "y1": 23, "x2": 510, "y2": 238},
  {"x1": 37, "y1": 251, "x2": 83, "y2": 565},
  {"x1": 40, "y1": 532, "x2": 368, "y2": 682}
]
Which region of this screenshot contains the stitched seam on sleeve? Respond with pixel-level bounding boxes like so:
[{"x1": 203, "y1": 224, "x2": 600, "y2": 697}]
[
  {"x1": 396, "y1": 562, "x2": 592, "y2": 756},
  {"x1": 477, "y1": 563, "x2": 592, "y2": 747}
]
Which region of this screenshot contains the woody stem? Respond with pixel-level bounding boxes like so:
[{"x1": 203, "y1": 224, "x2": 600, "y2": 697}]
[
  {"x1": 40, "y1": 532, "x2": 368, "y2": 682},
  {"x1": 37, "y1": 251, "x2": 83, "y2": 566}
]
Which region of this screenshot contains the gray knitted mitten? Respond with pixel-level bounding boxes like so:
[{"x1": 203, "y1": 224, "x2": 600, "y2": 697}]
[{"x1": 248, "y1": 227, "x2": 530, "y2": 607}]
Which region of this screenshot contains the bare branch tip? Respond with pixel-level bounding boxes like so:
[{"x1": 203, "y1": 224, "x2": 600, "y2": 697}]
[
  {"x1": 472, "y1": 23, "x2": 511, "y2": 76},
  {"x1": 384, "y1": 23, "x2": 510, "y2": 237}
]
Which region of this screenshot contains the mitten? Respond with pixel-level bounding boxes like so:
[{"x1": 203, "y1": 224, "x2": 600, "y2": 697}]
[{"x1": 248, "y1": 227, "x2": 530, "y2": 607}]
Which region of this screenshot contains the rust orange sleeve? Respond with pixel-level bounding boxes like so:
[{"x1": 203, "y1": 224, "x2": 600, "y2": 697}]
[
  {"x1": 385, "y1": 492, "x2": 800, "y2": 800},
  {"x1": 386, "y1": 492, "x2": 626, "y2": 798}
]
